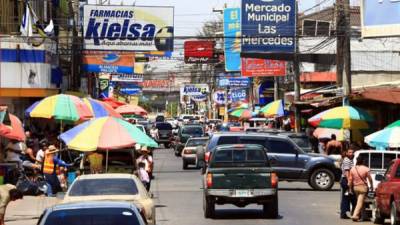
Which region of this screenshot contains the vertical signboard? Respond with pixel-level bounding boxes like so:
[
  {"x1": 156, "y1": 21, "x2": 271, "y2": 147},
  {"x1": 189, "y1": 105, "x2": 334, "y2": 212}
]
[
  {"x1": 224, "y1": 8, "x2": 241, "y2": 71},
  {"x1": 361, "y1": 0, "x2": 400, "y2": 37},
  {"x1": 241, "y1": 0, "x2": 296, "y2": 53}
]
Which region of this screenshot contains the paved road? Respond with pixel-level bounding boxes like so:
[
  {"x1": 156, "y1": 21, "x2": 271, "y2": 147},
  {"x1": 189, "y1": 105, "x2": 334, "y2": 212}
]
[{"x1": 6, "y1": 148, "x2": 386, "y2": 225}]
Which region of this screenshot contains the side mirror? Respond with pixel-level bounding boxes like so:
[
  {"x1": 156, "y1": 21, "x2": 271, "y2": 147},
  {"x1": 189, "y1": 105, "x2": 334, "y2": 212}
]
[{"x1": 375, "y1": 174, "x2": 385, "y2": 181}]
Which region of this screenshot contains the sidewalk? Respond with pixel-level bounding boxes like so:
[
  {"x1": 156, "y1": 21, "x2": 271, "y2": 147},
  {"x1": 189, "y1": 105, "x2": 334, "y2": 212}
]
[{"x1": 6, "y1": 196, "x2": 59, "y2": 225}]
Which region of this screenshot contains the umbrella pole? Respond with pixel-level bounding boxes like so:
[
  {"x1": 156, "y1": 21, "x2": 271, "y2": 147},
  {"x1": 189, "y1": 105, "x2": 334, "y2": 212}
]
[
  {"x1": 105, "y1": 149, "x2": 109, "y2": 173},
  {"x1": 60, "y1": 121, "x2": 63, "y2": 160}
]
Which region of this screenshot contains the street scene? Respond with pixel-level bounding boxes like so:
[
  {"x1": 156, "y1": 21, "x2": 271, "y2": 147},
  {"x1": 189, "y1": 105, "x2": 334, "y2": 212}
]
[{"x1": 1, "y1": 0, "x2": 400, "y2": 225}]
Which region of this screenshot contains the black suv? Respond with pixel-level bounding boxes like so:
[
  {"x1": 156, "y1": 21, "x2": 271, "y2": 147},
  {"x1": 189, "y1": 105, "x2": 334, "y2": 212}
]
[
  {"x1": 200, "y1": 132, "x2": 339, "y2": 191},
  {"x1": 155, "y1": 122, "x2": 173, "y2": 148}
]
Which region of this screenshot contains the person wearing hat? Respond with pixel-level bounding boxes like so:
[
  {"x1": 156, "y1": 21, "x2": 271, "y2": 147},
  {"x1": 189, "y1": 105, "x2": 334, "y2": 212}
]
[
  {"x1": 42, "y1": 145, "x2": 71, "y2": 196},
  {"x1": 136, "y1": 146, "x2": 153, "y2": 180}
]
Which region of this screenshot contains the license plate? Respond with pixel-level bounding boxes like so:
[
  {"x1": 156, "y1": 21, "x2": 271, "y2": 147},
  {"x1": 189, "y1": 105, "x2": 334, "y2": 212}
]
[{"x1": 235, "y1": 190, "x2": 251, "y2": 197}]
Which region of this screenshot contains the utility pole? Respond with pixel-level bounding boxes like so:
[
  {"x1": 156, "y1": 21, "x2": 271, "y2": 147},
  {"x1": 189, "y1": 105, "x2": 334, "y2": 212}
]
[
  {"x1": 336, "y1": 0, "x2": 352, "y2": 105},
  {"x1": 294, "y1": 1, "x2": 301, "y2": 133}
]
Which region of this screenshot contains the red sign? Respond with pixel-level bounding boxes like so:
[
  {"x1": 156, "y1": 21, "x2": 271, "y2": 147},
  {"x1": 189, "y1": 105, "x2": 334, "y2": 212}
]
[
  {"x1": 140, "y1": 80, "x2": 170, "y2": 88},
  {"x1": 241, "y1": 58, "x2": 286, "y2": 77},
  {"x1": 184, "y1": 40, "x2": 217, "y2": 64}
]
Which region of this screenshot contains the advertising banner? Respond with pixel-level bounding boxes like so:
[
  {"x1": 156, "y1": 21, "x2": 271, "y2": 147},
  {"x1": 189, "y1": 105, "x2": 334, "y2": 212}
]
[
  {"x1": 217, "y1": 77, "x2": 250, "y2": 87},
  {"x1": 224, "y1": 8, "x2": 241, "y2": 71},
  {"x1": 242, "y1": 58, "x2": 286, "y2": 77},
  {"x1": 83, "y1": 5, "x2": 174, "y2": 51},
  {"x1": 111, "y1": 74, "x2": 143, "y2": 83},
  {"x1": 82, "y1": 52, "x2": 134, "y2": 74},
  {"x1": 213, "y1": 90, "x2": 226, "y2": 105},
  {"x1": 184, "y1": 41, "x2": 217, "y2": 63},
  {"x1": 361, "y1": 0, "x2": 400, "y2": 37},
  {"x1": 119, "y1": 83, "x2": 142, "y2": 95},
  {"x1": 241, "y1": 0, "x2": 296, "y2": 53},
  {"x1": 180, "y1": 84, "x2": 209, "y2": 104},
  {"x1": 231, "y1": 89, "x2": 247, "y2": 103},
  {"x1": 99, "y1": 75, "x2": 111, "y2": 98},
  {"x1": 140, "y1": 79, "x2": 170, "y2": 91}
]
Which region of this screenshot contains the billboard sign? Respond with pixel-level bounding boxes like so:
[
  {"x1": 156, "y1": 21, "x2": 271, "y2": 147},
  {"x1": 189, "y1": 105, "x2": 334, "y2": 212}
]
[
  {"x1": 82, "y1": 52, "x2": 134, "y2": 74},
  {"x1": 218, "y1": 77, "x2": 250, "y2": 87},
  {"x1": 83, "y1": 5, "x2": 174, "y2": 51},
  {"x1": 184, "y1": 41, "x2": 218, "y2": 63},
  {"x1": 213, "y1": 90, "x2": 226, "y2": 105},
  {"x1": 231, "y1": 89, "x2": 247, "y2": 103},
  {"x1": 242, "y1": 58, "x2": 286, "y2": 77},
  {"x1": 180, "y1": 84, "x2": 209, "y2": 104},
  {"x1": 111, "y1": 74, "x2": 143, "y2": 83},
  {"x1": 241, "y1": 0, "x2": 296, "y2": 53},
  {"x1": 361, "y1": 0, "x2": 400, "y2": 37},
  {"x1": 224, "y1": 8, "x2": 241, "y2": 71},
  {"x1": 119, "y1": 83, "x2": 142, "y2": 95}
]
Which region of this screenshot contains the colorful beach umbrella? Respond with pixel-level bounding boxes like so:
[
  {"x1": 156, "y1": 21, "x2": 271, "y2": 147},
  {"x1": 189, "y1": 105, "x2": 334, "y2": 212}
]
[
  {"x1": 116, "y1": 105, "x2": 148, "y2": 116},
  {"x1": 308, "y1": 106, "x2": 373, "y2": 129},
  {"x1": 102, "y1": 98, "x2": 126, "y2": 109},
  {"x1": 0, "y1": 113, "x2": 26, "y2": 141},
  {"x1": 365, "y1": 127, "x2": 400, "y2": 148},
  {"x1": 386, "y1": 120, "x2": 400, "y2": 128},
  {"x1": 260, "y1": 100, "x2": 285, "y2": 118},
  {"x1": 26, "y1": 94, "x2": 92, "y2": 122},
  {"x1": 60, "y1": 117, "x2": 158, "y2": 152},
  {"x1": 230, "y1": 108, "x2": 253, "y2": 120},
  {"x1": 83, "y1": 98, "x2": 122, "y2": 119}
]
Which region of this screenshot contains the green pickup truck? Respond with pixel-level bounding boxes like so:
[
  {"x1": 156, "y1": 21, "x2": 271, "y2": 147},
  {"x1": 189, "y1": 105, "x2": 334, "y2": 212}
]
[{"x1": 203, "y1": 144, "x2": 279, "y2": 219}]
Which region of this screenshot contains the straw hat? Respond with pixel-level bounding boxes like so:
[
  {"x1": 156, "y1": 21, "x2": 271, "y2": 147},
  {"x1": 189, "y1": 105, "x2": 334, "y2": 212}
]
[
  {"x1": 141, "y1": 146, "x2": 149, "y2": 153},
  {"x1": 46, "y1": 145, "x2": 59, "y2": 154}
]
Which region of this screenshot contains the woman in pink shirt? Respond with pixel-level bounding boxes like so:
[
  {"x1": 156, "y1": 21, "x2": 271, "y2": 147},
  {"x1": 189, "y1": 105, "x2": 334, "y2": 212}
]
[{"x1": 348, "y1": 156, "x2": 373, "y2": 221}]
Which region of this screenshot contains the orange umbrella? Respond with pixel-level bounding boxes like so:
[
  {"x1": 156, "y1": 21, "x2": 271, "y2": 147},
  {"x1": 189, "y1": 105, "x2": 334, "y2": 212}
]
[
  {"x1": 0, "y1": 113, "x2": 25, "y2": 141},
  {"x1": 116, "y1": 105, "x2": 148, "y2": 116}
]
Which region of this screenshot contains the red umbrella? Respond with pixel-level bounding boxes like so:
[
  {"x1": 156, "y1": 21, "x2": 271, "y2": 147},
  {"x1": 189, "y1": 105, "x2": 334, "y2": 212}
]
[
  {"x1": 116, "y1": 105, "x2": 148, "y2": 116},
  {"x1": 102, "y1": 98, "x2": 126, "y2": 109},
  {"x1": 0, "y1": 113, "x2": 26, "y2": 141}
]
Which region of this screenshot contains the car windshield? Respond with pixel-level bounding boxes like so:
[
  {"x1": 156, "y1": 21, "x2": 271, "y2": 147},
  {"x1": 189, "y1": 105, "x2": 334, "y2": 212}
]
[
  {"x1": 68, "y1": 179, "x2": 138, "y2": 196},
  {"x1": 290, "y1": 137, "x2": 311, "y2": 149},
  {"x1": 156, "y1": 123, "x2": 172, "y2": 130},
  {"x1": 44, "y1": 208, "x2": 141, "y2": 225},
  {"x1": 182, "y1": 127, "x2": 203, "y2": 135},
  {"x1": 186, "y1": 139, "x2": 208, "y2": 147}
]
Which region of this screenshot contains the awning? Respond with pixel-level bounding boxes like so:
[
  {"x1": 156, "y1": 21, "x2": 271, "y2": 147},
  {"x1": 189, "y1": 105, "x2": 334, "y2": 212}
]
[
  {"x1": 358, "y1": 87, "x2": 400, "y2": 104},
  {"x1": 300, "y1": 72, "x2": 336, "y2": 83}
]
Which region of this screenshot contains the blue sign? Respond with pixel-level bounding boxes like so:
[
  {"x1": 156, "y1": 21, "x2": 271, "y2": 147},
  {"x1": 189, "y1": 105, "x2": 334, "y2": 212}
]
[
  {"x1": 119, "y1": 84, "x2": 142, "y2": 95},
  {"x1": 231, "y1": 89, "x2": 247, "y2": 103},
  {"x1": 218, "y1": 77, "x2": 250, "y2": 88},
  {"x1": 241, "y1": 0, "x2": 296, "y2": 53},
  {"x1": 224, "y1": 8, "x2": 241, "y2": 72},
  {"x1": 362, "y1": 0, "x2": 400, "y2": 37}
]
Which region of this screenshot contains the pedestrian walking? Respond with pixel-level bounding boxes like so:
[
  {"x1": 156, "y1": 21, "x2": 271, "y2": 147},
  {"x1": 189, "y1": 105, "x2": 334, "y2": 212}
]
[
  {"x1": 0, "y1": 184, "x2": 23, "y2": 225},
  {"x1": 348, "y1": 155, "x2": 373, "y2": 222},
  {"x1": 138, "y1": 162, "x2": 150, "y2": 191},
  {"x1": 137, "y1": 147, "x2": 153, "y2": 179},
  {"x1": 340, "y1": 146, "x2": 356, "y2": 219}
]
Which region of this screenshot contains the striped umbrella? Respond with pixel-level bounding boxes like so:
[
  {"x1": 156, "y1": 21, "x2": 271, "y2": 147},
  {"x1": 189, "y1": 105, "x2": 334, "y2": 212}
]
[
  {"x1": 260, "y1": 100, "x2": 285, "y2": 118},
  {"x1": 0, "y1": 113, "x2": 25, "y2": 141},
  {"x1": 308, "y1": 106, "x2": 373, "y2": 129},
  {"x1": 116, "y1": 104, "x2": 148, "y2": 116},
  {"x1": 230, "y1": 108, "x2": 253, "y2": 120},
  {"x1": 60, "y1": 116, "x2": 158, "y2": 152},
  {"x1": 26, "y1": 94, "x2": 92, "y2": 122},
  {"x1": 365, "y1": 126, "x2": 400, "y2": 148},
  {"x1": 83, "y1": 98, "x2": 122, "y2": 119}
]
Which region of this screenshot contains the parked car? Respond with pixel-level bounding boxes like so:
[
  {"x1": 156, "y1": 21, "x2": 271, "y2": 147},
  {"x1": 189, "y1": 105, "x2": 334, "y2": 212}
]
[
  {"x1": 371, "y1": 159, "x2": 400, "y2": 225},
  {"x1": 203, "y1": 144, "x2": 278, "y2": 218},
  {"x1": 201, "y1": 132, "x2": 339, "y2": 191},
  {"x1": 174, "y1": 125, "x2": 205, "y2": 156},
  {"x1": 62, "y1": 174, "x2": 156, "y2": 225},
  {"x1": 37, "y1": 201, "x2": 146, "y2": 225},
  {"x1": 155, "y1": 122, "x2": 173, "y2": 148},
  {"x1": 182, "y1": 137, "x2": 209, "y2": 169}
]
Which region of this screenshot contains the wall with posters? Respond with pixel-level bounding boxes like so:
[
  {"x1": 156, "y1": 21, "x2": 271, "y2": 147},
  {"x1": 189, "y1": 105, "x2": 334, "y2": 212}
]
[
  {"x1": 83, "y1": 5, "x2": 174, "y2": 51},
  {"x1": 361, "y1": 0, "x2": 400, "y2": 37}
]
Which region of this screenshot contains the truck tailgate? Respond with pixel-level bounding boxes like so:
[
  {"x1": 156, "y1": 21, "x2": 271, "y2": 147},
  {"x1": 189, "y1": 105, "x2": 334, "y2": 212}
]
[{"x1": 211, "y1": 168, "x2": 272, "y2": 189}]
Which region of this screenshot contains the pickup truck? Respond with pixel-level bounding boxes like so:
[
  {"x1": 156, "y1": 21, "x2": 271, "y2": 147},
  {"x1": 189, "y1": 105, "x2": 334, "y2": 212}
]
[
  {"x1": 203, "y1": 144, "x2": 278, "y2": 219},
  {"x1": 371, "y1": 159, "x2": 400, "y2": 225}
]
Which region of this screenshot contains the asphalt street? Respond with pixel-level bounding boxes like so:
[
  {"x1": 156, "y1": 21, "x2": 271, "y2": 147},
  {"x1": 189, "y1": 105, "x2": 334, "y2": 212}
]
[{"x1": 5, "y1": 148, "x2": 386, "y2": 225}]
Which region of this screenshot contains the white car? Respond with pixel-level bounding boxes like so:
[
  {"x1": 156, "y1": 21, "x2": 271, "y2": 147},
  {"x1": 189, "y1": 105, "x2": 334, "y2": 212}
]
[
  {"x1": 182, "y1": 137, "x2": 209, "y2": 169},
  {"x1": 62, "y1": 174, "x2": 156, "y2": 225}
]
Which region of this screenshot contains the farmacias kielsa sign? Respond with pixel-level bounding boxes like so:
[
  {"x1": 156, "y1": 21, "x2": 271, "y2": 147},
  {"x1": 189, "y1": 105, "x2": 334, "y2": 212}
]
[{"x1": 83, "y1": 5, "x2": 174, "y2": 51}]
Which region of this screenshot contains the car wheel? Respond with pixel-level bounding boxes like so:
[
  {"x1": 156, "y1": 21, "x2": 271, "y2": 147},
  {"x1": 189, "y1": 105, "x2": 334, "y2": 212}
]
[
  {"x1": 183, "y1": 161, "x2": 188, "y2": 170},
  {"x1": 309, "y1": 168, "x2": 335, "y2": 191},
  {"x1": 263, "y1": 195, "x2": 279, "y2": 219},
  {"x1": 372, "y1": 200, "x2": 385, "y2": 224},
  {"x1": 203, "y1": 196, "x2": 215, "y2": 218},
  {"x1": 391, "y1": 201, "x2": 400, "y2": 225}
]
